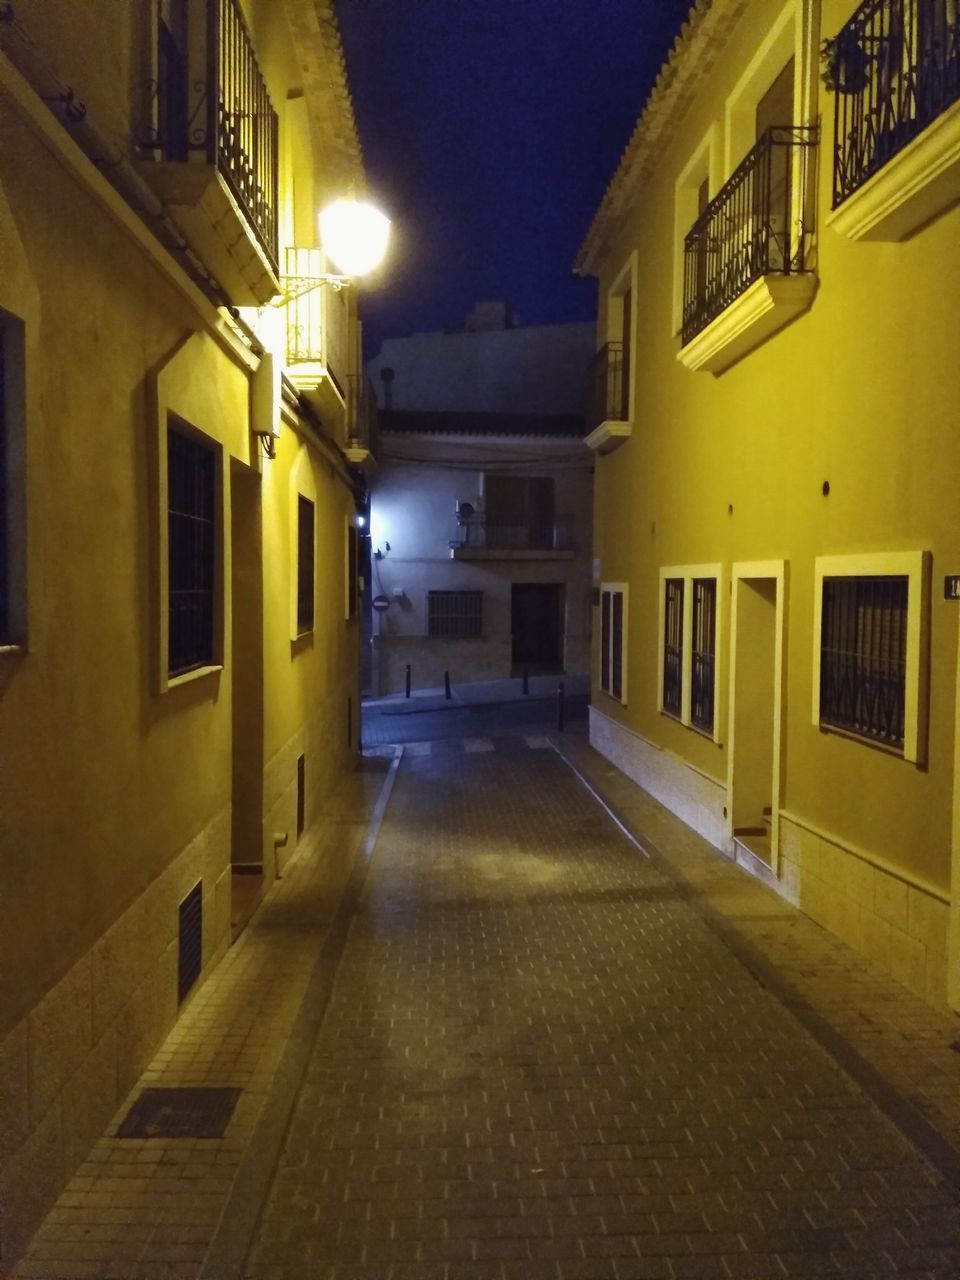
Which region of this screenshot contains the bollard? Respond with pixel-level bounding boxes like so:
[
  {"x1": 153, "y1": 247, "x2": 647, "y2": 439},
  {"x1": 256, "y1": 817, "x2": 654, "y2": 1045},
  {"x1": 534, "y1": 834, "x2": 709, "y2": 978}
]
[
  {"x1": 522, "y1": 666, "x2": 529, "y2": 695},
  {"x1": 444, "y1": 670, "x2": 452, "y2": 700},
  {"x1": 557, "y1": 679, "x2": 566, "y2": 732},
  {"x1": 405, "y1": 663, "x2": 411, "y2": 699}
]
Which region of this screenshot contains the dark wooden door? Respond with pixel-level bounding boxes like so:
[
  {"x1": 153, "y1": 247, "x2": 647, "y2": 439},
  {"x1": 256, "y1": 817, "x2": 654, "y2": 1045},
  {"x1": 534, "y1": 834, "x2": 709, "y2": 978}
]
[{"x1": 511, "y1": 583, "x2": 564, "y2": 672}]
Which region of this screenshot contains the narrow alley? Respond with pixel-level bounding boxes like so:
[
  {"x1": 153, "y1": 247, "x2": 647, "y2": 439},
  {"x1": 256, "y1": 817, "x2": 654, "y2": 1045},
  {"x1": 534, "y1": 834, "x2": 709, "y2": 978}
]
[{"x1": 13, "y1": 691, "x2": 960, "y2": 1280}]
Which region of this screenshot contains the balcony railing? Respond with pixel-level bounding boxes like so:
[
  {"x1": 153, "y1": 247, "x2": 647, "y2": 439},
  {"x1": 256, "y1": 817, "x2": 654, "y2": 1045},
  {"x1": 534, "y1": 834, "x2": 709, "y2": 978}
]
[
  {"x1": 587, "y1": 341, "x2": 628, "y2": 434},
  {"x1": 347, "y1": 374, "x2": 378, "y2": 448},
  {"x1": 141, "y1": 0, "x2": 279, "y2": 272},
  {"x1": 681, "y1": 126, "x2": 818, "y2": 345},
  {"x1": 830, "y1": 0, "x2": 960, "y2": 207},
  {"x1": 452, "y1": 521, "x2": 574, "y2": 554}
]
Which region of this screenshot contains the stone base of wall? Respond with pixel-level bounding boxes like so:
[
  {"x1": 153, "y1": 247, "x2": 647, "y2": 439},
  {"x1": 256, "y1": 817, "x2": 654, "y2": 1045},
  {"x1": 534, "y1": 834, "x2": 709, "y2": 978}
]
[
  {"x1": 0, "y1": 806, "x2": 232, "y2": 1266},
  {"x1": 589, "y1": 706, "x2": 951, "y2": 1012},
  {"x1": 778, "y1": 814, "x2": 950, "y2": 1010},
  {"x1": 589, "y1": 706, "x2": 728, "y2": 851}
]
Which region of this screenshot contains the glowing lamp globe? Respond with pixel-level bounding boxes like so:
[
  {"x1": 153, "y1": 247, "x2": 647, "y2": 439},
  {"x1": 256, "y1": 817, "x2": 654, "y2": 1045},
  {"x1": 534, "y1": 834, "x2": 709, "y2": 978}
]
[{"x1": 319, "y1": 199, "x2": 391, "y2": 278}]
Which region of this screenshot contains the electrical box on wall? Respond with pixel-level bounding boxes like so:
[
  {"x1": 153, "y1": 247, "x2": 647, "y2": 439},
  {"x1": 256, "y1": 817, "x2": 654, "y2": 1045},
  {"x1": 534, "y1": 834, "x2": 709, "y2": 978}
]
[{"x1": 252, "y1": 351, "x2": 281, "y2": 439}]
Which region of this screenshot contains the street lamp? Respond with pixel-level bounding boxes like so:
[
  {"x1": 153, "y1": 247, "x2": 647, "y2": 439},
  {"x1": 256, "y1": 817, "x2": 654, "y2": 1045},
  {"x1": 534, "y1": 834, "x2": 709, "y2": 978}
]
[{"x1": 319, "y1": 199, "x2": 391, "y2": 279}]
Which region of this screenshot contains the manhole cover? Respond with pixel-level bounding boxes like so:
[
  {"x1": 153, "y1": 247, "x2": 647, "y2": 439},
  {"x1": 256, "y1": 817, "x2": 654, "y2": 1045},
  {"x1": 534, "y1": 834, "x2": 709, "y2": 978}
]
[{"x1": 117, "y1": 1086, "x2": 241, "y2": 1139}]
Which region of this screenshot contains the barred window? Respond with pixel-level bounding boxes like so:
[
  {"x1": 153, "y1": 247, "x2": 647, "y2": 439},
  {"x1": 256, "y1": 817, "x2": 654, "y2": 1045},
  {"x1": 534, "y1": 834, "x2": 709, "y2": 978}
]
[
  {"x1": 0, "y1": 323, "x2": 7, "y2": 643},
  {"x1": 691, "y1": 578, "x2": 717, "y2": 733},
  {"x1": 820, "y1": 576, "x2": 907, "y2": 749},
  {"x1": 428, "y1": 590, "x2": 482, "y2": 638},
  {"x1": 599, "y1": 585, "x2": 626, "y2": 701},
  {"x1": 297, "y1": 496, "x2": 314, "y2": 633},
  {"x1": 662, "y1": 578, "x2": 684, "y2": 717},
  {"x1": 168, "y1": 425, "x2": 216, "y2": 675}
]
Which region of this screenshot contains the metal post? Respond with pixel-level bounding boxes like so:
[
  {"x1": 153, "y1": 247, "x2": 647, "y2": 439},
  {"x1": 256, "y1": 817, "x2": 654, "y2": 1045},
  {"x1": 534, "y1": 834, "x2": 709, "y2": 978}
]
[
  {"x1": 522, "y1": 667, "x2": 529, "y2": 695},
  {"x1": 557, "y1": 679, "x2": 566, "y2": 732},
  {"x1": 405, "y1": 663, "x2": 411, "y2": 699},
  {"x1": 444, "y1": 671, "x2": 452, "y2": 700}
]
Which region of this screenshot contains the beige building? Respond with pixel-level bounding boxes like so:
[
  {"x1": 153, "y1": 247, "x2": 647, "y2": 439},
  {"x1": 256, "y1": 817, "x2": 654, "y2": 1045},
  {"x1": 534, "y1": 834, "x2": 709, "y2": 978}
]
[
  {"x1": 366, "y1": 309, "x2": 595, "y2": 694},
  {"x1": 0, "y1": 0, "x2": 378, "y2": 1259},
  {"x1": 578, "y1": 0, "x2": 960, "y2": 1011}
]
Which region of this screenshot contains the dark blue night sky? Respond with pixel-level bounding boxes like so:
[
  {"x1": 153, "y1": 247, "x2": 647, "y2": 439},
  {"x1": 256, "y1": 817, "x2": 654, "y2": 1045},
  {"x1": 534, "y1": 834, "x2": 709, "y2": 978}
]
[{"x1": 336, "y1": 0, "x2": 692, "y2": 358}]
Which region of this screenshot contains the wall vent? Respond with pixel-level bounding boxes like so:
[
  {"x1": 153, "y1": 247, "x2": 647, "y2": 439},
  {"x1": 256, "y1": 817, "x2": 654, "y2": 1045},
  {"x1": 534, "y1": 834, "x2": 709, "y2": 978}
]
[{"x1": 178, "y1": 881, "x2": 203, "y2": 1004}]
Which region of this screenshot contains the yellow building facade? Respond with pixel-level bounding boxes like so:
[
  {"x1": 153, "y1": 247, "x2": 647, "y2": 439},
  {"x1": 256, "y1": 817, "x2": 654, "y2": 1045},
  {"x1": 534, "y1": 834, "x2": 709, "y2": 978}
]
[
  {"x1": 579, "y1": 0, "x2": 960, "y2": 1012},
  {"x1": 0, "y1": 0, "x2": 374, "y2": 1259}
]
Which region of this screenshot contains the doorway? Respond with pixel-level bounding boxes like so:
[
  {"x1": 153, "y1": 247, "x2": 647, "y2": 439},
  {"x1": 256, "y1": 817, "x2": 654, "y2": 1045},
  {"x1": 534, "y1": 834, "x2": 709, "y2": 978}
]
[
  {"x1": 511, "y1": 583, "x2": 564, "y2": 674},
  {"x1": 230, "y1": 459, "x2": 264, "y2": 937},
  {"x1": 728, "y1": 564, "x2": 786, "y2": 870}
]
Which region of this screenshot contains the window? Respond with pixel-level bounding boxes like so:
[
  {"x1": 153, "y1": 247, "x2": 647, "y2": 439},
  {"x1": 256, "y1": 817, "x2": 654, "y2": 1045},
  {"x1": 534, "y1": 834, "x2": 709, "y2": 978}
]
[
  {"x1": 484, "y1": 475, "x2": 555, "y2": 550},
  {"x1": 296, "y1": 495, "x2": 314, "y2": 633},
  {"x1": 428, "y1": 590, "x2": 482, "y2": 638},
  {"x1": 659, "y1": 564, "x2": 723, "y2": 739},
  {"x1": 662, "y1": 578, "x2": 684, "y2": 718},
  {"x1": 813, "y1": 553, "x2": 930, "y2": 763},
  {"x1": 168, "y1": 424, "x2": 216, "y2": 676},
  {"x1": 673, "y1": 126, "x2": 719, "y2": 333},
  {"x1": 691, "y1": 578, "x2": 717, "y2": 734},
  {"x1": 0, "y1": 310, "x2": 25, "y2": 649},
  {"x1": 599, "y1": 583, "x2": 628, "y2": 703},
  {"x1": 345, "y1": 521, "x2": 359, "y2": 619}
]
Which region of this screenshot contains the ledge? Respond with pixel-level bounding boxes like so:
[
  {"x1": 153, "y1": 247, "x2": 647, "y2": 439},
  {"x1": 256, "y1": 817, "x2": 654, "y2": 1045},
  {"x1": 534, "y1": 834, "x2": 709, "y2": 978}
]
[
  {"x1": 827, "y1": 98, "x2": 960, "y2": 241},
  {"x1": 450, "y1": 548, "x2": 576, "y2": 562},
  {"x1": 584, "y1": 418, "x2": 632, "y2": 453},
  {"x1": 678, "y1": 274, "x2": 817, "y2": 374}
]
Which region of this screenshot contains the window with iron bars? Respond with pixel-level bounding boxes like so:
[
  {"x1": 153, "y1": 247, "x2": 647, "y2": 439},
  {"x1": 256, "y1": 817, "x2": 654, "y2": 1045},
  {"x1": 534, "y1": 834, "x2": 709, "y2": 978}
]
[
  {"x1": 0, "y1": 323, "x2": 7, "y2": 644},
  {"x1": 662, "y1": 578, "x2": 684, "y2": 717},
  {"x1": 168, "y1": 424, "x2": 216, "y2": 676},
  {"x1": 820, "y1": 575, "x2": 908, "y2": 749},
  {"x1": 599, "y1": 585, "x2": 627, "y2": 702},
  {"x1": 691, "y1": 579, "x2": 717, "y2": 734},
  {"x1": 428, "y1": 590, "x2": 483, "y2": 639},
  {"x1": 297, "y1": 496, "x2": 315, "y2": 633}
]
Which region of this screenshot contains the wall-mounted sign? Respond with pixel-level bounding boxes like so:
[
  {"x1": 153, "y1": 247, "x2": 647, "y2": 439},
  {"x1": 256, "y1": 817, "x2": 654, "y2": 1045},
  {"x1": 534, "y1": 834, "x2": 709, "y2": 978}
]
[
  {"x1": 372, "y1": 594, "x2": 391, "y2": 612},
  {"x1": 945, "y1": 576, "x2": 960, "y2": 600}
]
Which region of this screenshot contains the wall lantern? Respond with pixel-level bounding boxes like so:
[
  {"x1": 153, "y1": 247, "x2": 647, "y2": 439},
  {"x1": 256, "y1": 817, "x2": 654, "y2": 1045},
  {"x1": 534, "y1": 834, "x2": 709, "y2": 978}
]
[{"x1": 275, "y1": 198, "x2": 391, "y2": 302}]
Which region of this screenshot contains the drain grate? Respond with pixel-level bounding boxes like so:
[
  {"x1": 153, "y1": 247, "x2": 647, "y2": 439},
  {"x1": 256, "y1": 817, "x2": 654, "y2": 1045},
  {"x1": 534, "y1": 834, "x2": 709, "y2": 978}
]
[{"x1": 117, "y1": 1086, "x2": 241, "y2": 1139}]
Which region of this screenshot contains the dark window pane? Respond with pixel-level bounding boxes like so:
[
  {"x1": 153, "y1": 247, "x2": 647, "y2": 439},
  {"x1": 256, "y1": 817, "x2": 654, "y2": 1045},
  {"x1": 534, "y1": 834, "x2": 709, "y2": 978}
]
[
  {"x1": 0, "y1": 325, "x2": 7, "y2": 643},
  {"x1": 611, "y1": 591, "x2": 624, "y2": 700},
  {"x1": 600, "y1": 591, "x2": 611, "y2": 693},
  {"x1": 820, "y1": 575, "x2": 907, "y2": 749},
  {"x1": 297, "y1": 496, "x2": 314, "y2": 632},
  {"x1": 168, "y1": 426, "x2": 216, "y2": 675},
  {"x1": 691, "y1": 578, "x2": 716, "y2": 733},
  {"x1": 663, "y1": 578, "x2": 684, "y2": 717}
]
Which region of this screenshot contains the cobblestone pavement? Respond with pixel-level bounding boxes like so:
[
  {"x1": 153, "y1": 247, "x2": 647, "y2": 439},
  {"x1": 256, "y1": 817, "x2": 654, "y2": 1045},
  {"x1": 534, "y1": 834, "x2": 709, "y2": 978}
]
[{"x1": 245, "y1": 740, "x2": 960, "y2": 1280}]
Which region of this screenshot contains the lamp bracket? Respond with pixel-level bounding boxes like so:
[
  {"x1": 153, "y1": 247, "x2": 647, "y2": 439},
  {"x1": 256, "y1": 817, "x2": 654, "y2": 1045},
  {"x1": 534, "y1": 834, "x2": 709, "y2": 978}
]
[{"x1": 272, "y1": 273, "x2": 350, "y2": 305}]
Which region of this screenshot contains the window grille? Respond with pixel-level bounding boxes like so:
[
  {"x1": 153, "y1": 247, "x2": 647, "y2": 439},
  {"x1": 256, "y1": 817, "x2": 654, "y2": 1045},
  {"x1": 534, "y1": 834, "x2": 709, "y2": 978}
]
[
  {"x1": 599, "y1": 587, "x2": 626, "y2": 700},
  {"x1": 820, "y1": 575, "x2": 907, "y2": 748},
  {"x1": 0, "y1": 325, "x2": 6, "y2": 643},
  {"x1": 177, "y1": 881, "x2": 203, "y2": 1004},
  {"x1": 297, "y1": 496, "x2": 314, "y2": 633},
  {"x1": 691, "y1": 578, "x2": 717, "y2": 733},
  {"x1": 168, "y1": 426, "x2": 216, "y2": 676},
  {"x1": 663, "y1": 578, "x2": 684, "y2": 717},
  {"x1": 428, "y1": 590, "x2": 483, "y2": 638}
]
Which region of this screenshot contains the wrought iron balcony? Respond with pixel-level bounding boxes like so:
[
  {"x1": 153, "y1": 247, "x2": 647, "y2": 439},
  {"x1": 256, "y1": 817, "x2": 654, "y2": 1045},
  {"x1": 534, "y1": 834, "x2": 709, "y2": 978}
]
[
  {"x1": 681, "y1": 126, "x2": 818, "y2": 346},
  {"x1": 450, "y1": 520, "x2": 575, "y2": 560},
  {"x1": 284, "y1": 247, "x2": 352, "y2": 431},
  {"x1": 139, "y1": 0, "x2": 279, "y2": 297},
  {"x1": 586, "y1": 341, "x2": 628, "y2": 435},
  {"x1": 344, "y1": 375, "x2": 378, "y2": 464},
  {"x1": 829, "y1": 0, "x2": 960, "y2": 208}
]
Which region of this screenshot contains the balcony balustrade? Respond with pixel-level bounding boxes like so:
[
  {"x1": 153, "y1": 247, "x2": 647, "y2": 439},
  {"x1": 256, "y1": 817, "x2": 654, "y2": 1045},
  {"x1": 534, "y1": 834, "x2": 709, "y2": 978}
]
[
  {"x1": 139, "y1": 0, "x2": 279, "y2": 303},
  {"x1": 681, "y1": 126, "x2": 818, "y2": 347},
  {"x1": 450, "y1": 519, "x2": 575, "y2": 561},
  {"x1": 830, "y1": 0, "x2": 960, "y2": 209},
  {"x1": 584, "y1": 341, "x2": 632, "y2": 452},
  {"x1": 344, "y1": 374, "x2": 378, "y2": 465}
]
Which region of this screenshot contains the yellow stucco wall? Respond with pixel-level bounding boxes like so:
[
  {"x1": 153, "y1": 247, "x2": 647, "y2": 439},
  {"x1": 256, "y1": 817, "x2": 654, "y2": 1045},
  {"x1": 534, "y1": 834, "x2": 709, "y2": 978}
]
[{"x1": 589, "y1": 0, "x2": 960, "y2": 950}]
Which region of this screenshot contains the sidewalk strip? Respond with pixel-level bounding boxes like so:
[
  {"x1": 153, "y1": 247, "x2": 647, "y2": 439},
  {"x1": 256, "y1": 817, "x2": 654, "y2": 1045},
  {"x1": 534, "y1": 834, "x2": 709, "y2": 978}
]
[
  {"x1": 551, "y1": 735, "x2": 960, "y2": 1193},
  {"x1": 549, "y1": 739, "x2": 650, "y2": 859},
  {"x1": 198, "y1": 748, "x2": 403, "y2": 1280}
]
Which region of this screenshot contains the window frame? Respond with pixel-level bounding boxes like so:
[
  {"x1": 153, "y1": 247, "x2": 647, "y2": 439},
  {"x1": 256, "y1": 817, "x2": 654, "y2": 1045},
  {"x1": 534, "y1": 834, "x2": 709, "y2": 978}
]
[
  {"x1": 812, "y1": 551, "x2": 930, "y2": 764},
  {"x1": 598, "y1": 582, "x2": 628, "y2": 704},
  {"x1": 658, "y1": 563, "x2": 724, "y2": 742}
]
